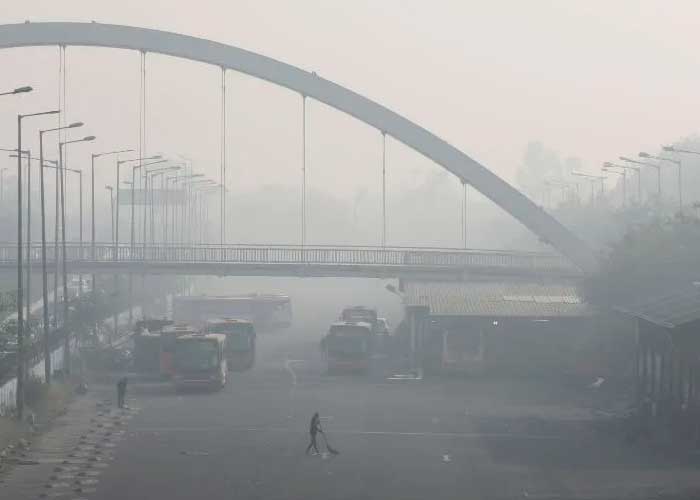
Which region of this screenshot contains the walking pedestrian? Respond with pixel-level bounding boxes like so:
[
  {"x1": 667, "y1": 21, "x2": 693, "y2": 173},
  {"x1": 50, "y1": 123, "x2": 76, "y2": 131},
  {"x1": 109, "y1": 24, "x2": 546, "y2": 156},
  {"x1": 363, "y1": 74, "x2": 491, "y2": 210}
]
[
  {"x1": 305, "y1": 412, "x2": 322, "y2": 455},
  {"x1": 116, "y1": 376, "x2": 128, "y2": 409}
]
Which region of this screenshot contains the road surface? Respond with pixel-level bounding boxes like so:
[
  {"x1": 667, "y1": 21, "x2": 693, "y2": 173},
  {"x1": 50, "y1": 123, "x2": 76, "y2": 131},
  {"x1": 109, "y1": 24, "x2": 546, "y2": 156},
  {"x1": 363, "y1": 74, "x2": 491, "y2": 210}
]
[{"x1": 4, "y1": 317, "x2": 700, "y2": 500}]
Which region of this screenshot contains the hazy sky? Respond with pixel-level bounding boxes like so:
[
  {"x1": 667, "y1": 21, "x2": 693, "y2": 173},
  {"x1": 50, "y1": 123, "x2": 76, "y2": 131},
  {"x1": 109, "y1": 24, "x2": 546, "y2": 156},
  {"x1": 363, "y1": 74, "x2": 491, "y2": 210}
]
[{"x1": 1, "y1": 1, "x2": 698, "y2": 241}]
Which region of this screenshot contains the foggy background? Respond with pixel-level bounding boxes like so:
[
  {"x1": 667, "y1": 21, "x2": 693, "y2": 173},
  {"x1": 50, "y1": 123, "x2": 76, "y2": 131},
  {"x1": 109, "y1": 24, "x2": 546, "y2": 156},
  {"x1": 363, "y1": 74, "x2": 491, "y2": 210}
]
[{"x1": 1, "y1": 1, "x2": 699, "y2": 251}]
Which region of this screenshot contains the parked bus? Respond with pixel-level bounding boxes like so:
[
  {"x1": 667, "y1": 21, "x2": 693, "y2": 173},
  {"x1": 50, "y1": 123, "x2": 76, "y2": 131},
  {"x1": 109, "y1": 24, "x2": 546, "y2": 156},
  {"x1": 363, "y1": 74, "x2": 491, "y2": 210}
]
[
  {"x1": 172, "y1": 333, "x2": 227, "y2": 391},
  {"x1": 340, "y1": 306, "x2": 378, "y2": 333},
  {"x1": 322, "y1": 321, "x2": 373, "y2": 373},
  {"x1": 160, "y1": 324, "x2": 199, "y2": 378},
  {"x1": 133, "y1": 319, "x2": 174, "y2": 376},
  {"x1": 205, "y1": 318, "x2": 256, "y2": 371},
  {"x1": 173, "y1": 294, "x2": 292, "y2": 331}
]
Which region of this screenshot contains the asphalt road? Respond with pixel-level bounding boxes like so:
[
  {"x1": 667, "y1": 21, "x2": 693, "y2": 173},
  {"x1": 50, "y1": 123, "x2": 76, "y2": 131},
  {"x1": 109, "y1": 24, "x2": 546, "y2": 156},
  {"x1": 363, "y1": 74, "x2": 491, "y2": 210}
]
[{"x1": 7, "y1": 317, "x2": 700, "y2": 500}]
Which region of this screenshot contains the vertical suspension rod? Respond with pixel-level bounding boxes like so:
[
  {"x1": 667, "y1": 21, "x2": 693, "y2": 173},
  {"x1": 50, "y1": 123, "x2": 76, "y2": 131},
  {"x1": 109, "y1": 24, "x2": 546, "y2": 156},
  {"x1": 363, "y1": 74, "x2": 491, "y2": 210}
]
[
  {"x1": 301, "y1": 95, "x2": 307, "y2": 247},
  {"x1": 381, "y1": 131, "x2": 387, "y2": 247}
]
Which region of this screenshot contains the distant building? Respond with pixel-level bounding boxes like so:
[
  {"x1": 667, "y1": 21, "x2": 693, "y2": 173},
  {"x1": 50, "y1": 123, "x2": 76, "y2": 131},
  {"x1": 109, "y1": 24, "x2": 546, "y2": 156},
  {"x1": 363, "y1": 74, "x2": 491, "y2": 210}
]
[{"x1": 399, "y1": 280, "x2": 609, "y2": 377}]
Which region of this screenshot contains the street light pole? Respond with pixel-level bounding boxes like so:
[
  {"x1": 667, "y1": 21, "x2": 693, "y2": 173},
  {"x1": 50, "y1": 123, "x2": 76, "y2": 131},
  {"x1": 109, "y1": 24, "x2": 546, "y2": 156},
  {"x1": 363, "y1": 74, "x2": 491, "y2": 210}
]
[
  {"x1": 0, "y1": 167, "x2": 7, "y2": 203},
  {"x1": 115, "y1": 155, "x2": 160, "y2": 256},
  {"x1": 11, "y1": 154, "x2": 64, "y2": 387},
  {"x1": 105, "y1": 184, "x2": 116, "y2": 342},
  {"x1": 90, "y1": 150, "x2": 132, "y2": 292},
  {"x1": 76, "y1": 169, "x2": 83, "y2": 296},
  {"x1": 15, "y1": 108, "x2": 59, "y2": 418},
  {"x1": 642, "y1": 151, "x2": 683, "y2": 215},
  {"x1": 602, "y1": 164, "x2": 627, "y2": 206},
  {"x1": 620, "y1": 156, "x2": 661, "y2": 199},
  {"x1": 129, "y1": 159, "x2": 167, "y2": 255},
  {"x1": 58, "y1": 136, "x2": 95, "y2": 375},
  {"x1": 142, "y1": 165, "x2": 181, "y2": 251}
]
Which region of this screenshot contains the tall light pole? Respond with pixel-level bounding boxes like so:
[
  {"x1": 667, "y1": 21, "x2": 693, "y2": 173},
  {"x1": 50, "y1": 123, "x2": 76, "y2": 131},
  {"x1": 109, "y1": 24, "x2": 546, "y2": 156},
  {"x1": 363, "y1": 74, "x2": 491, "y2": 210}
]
[
  {"x1": 0, "y1": 167, "x2": 7, "y2": 203},
  {"x1": 0, "y1": 148, "x2": 32, "y2": 320},
  {"x1": 115, "y1": 155, "x2": 161, "y2": 256},
  {"x1": 620, "y1": 156, "x2": 661, "y2": 199},
  {"x1": 643, "y1": 150, "x2": 683, "y2": 215},
  {"x1": 145, "y1": 166, "x2": 181, "y2": 247},
  {"x1": 91, "y1": 149, "x2": 133, "y2": 284},
  {"x1": 172, "y1": 174, "x2": 204, "y2": 244},
  {"x1": 604, "y1": 162, "x2": 640, "y2": 203},
  {"x1": 15, "y1": 109, "x2": 59, "y2": 418},
  {"x1": 58, "y1": 135, "x2": 95, "y2": 375},
  {"x1": 164, "y1": 174, "x2": 179, "y2": 245},
  {"x1": 105, "y1": 186, "x2": 115, "y2": 244},
  {"x1": 572, "y1": 171, "x2": 606, "y2": 205},
  {"x1": 602, "y1": 163, "x2": 629, "y2": 206},
  {"x1": 130, "y1": 159, "x2": 167, "y2": 254},
  {"x1": 11, "y1": 146, "x2": 73, "y2": 387},
  {"x1": 104, "y1": 184, "x2": 116, "y2": 343},
  {"x1": 142, "y1": 165, "x2": 181, "y2": 251}
]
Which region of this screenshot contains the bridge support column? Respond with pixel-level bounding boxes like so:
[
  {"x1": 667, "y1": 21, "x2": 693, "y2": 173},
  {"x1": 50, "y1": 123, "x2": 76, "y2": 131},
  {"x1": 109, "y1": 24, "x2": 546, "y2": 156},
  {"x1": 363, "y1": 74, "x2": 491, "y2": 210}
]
[{"x1": 406, "y1": 305, "x2": 430, "y2": 375}]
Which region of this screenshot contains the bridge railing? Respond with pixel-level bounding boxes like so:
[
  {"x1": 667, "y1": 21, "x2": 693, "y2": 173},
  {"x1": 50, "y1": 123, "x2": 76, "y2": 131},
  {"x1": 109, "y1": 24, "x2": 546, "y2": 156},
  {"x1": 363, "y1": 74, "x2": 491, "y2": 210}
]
[{"x1": 0, "y1": 242, "x2": 578, "y2": 274}]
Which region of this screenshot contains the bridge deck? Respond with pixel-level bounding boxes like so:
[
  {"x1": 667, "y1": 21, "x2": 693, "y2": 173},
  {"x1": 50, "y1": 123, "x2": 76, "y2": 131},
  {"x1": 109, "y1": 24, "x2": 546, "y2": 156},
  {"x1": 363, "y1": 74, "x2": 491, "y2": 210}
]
[{"x1": 0, "y1": 243, "x2": 582, "y2": 280}]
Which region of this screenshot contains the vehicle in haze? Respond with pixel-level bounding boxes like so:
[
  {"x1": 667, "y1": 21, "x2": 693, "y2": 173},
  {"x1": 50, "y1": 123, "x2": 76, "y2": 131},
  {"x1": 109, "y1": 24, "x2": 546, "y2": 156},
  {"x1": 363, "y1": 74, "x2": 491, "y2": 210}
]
[
  {"x1": 322, "y1": 321, "x2": 373, "y2": 373},
  {"x1": 376, "y1": 317, "x2": 390, "y2": 335},
  {"x1": 132, "y1": 319, "x2": 175, "y2": 376},
  {"x1": 172, "y1": 333, "x2": 227, "y2": 391},
  {"x1": 340, "y1": 306, "x2": 378, "y2": 333},
  {"x1": 173, "y1": 294, "x2": 292, "y2": 331},
  {"x1": 204, "y1": 318, "x2": 256, "y2": 371},
  {"x1": 160, "y1": 324, "x2": 199, "y2": 378}
]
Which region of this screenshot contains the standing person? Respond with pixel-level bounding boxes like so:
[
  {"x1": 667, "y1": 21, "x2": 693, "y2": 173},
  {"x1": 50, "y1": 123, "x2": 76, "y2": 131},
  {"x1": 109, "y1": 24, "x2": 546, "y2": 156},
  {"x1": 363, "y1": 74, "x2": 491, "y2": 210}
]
[
  {"x1": 305, "y1": 412, "x2": 322, "y2": 455},
  {"x1": 116, "y1": 376, "x2": 128, "y2": 409}
]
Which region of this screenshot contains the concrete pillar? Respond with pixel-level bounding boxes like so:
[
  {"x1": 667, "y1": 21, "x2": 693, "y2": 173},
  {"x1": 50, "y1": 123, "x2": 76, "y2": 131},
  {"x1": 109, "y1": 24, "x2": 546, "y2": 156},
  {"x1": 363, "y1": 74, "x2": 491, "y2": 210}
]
[{"x1": 406, "y1": 305, "x2": 429, "y2": 374}]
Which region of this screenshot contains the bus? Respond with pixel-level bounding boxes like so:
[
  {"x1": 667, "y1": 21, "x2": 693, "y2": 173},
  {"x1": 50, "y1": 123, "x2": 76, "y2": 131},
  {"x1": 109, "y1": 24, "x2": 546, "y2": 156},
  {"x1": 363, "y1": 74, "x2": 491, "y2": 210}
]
[
  {"x1": 160, "y1": 324, "x2": 199, "y2": 378},
  {"x1": 205, "y1": 318, "x2": 256, "y2": 371},
  {"x1": 340, "y1": 306, "x2": 378, "y2": 333},
  {"x1": 322, "y1": 321, "x2": 373, "y2": 373},
  {"x1": 133, "y1": 319, "x2": 174, "y2": 376},
  {"x1": 172, "y1": 333, "x2": 227, "y2": 391},
  {"x1": 173, "y1": 294, "x2": 292, "y2": 331}
]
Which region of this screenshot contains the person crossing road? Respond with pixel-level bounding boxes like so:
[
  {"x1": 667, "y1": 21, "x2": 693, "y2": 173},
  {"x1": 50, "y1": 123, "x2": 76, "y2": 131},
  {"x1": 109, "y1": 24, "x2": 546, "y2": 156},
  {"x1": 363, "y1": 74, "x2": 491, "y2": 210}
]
[{"x1": 305, "y1": 412, "x2": 322, "y2": 455}]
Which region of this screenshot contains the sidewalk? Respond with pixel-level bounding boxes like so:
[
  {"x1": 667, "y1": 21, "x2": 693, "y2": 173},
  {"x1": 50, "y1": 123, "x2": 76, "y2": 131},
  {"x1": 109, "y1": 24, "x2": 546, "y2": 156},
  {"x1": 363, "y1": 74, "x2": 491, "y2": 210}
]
[{"x1": 0, "y1": 383, "x2": 139, "y2": 499}]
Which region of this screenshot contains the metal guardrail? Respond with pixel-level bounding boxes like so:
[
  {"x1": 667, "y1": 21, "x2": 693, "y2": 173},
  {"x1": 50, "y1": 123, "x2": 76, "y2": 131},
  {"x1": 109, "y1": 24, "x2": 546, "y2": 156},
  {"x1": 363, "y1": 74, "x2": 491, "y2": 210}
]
[{"x1": 0, "y1": 242, "x2": 579, "y2": 274}]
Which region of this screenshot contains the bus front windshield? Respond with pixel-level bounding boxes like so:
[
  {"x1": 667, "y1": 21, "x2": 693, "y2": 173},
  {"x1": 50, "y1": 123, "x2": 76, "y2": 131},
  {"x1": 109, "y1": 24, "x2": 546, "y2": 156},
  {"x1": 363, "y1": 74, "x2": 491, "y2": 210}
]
[
  {"x1": 174, "y1": 340, "x2": 219, "y2": 371},
  {"x1": 208, "y1": 324, "x2": 253, "y2": 351}
]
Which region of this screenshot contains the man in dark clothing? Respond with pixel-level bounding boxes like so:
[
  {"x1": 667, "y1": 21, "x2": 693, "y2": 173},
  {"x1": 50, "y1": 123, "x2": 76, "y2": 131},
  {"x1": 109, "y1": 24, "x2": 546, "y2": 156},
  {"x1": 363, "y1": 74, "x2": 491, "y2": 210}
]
[
  {"x1": 116, "y1": 377, "x2": 128, "y2": 409},
  {"x1": 305, "y1": 412, "x2": 322, "y2": 455}
]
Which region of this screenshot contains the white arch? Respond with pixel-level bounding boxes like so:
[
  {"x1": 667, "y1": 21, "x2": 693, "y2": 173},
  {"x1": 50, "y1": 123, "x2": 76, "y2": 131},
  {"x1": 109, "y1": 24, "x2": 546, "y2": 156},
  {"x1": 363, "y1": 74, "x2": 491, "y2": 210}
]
[{"x1": 0, "y1": 22, "x2": 597, "y2": 272}]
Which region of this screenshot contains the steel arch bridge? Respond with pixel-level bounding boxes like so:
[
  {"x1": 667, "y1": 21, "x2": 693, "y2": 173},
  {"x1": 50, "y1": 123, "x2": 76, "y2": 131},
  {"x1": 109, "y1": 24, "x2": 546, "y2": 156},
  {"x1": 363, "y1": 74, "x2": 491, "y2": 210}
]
[{"x1": 0, "y1": 21, "x2": 598, "y2": 274}]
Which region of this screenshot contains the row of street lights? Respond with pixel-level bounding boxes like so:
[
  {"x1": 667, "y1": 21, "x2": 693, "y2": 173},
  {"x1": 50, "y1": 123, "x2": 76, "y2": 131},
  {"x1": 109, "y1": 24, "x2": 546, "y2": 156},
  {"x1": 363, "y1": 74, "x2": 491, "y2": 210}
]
[
  {"x1": 602, "y1": 146, "x2": 699, "y2": 214},
  {"x1": 4, "y1": 84, "x2": 221, "y2": 418}
]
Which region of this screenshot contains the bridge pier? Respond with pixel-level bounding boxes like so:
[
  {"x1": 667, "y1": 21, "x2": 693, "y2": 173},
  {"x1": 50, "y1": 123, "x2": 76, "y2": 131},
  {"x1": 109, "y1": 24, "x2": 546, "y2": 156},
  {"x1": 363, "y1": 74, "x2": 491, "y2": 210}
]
[{"x1": 406, "y1": 305, "x2": 430, "y2": 374}]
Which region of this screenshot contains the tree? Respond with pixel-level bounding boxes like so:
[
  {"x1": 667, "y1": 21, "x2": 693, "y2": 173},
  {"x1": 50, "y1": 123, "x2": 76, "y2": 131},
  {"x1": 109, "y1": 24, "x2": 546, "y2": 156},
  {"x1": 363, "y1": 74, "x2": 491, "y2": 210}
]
[
  {"x1": 582, "y1": 216, "x2": 700, "y2": 307},
  {"x1": 516, "y1": 141, "x2": 564, "y2": 201}
]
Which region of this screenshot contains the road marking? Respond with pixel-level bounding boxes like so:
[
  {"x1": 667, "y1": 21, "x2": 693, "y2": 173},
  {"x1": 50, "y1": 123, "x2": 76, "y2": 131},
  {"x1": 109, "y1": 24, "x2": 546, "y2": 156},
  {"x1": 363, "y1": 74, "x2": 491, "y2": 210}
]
[
  {"x1": 442, "y1": 454, "x2": 451, "y2": 463},
  {"x1": 132, "y1": 426, "x2": 568, "y2": 440},
  {"x1": 284, "y1": 358, "x2": 305, "y2": 386}
]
